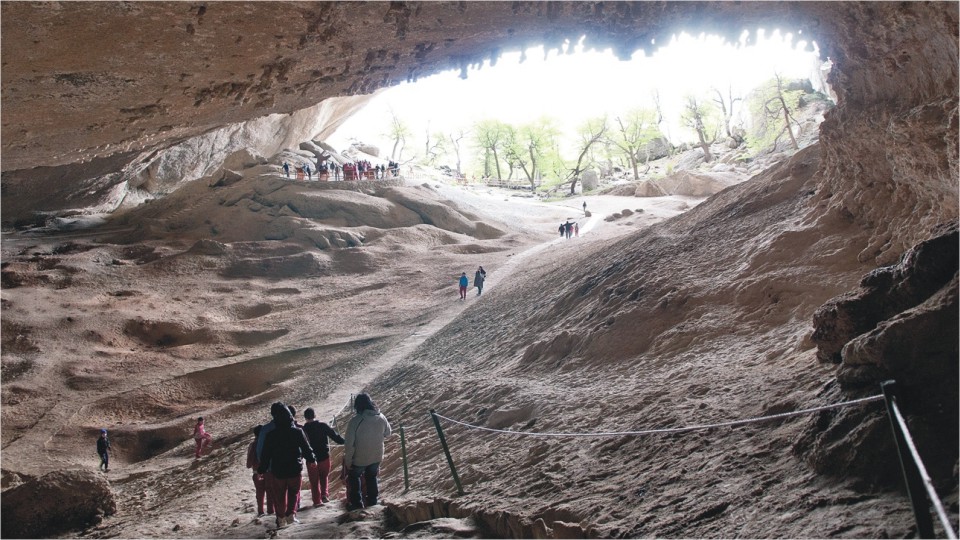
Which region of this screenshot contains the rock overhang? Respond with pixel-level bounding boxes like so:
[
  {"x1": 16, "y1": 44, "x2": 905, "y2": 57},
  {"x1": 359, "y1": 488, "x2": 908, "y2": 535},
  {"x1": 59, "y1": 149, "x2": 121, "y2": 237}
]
[{"x1": 0, "y1": 1, "x2": 956, "y2": 256}]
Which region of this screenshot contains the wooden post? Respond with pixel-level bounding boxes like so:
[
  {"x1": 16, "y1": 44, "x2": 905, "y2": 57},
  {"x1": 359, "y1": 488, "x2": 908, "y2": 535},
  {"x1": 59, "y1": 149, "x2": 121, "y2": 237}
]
[
  {"x1": 399, "y1": 425, "x2": 410, "y2": 493},
  {"x1": 429, "y1": 409, "x2": 464, "y2": 496}
]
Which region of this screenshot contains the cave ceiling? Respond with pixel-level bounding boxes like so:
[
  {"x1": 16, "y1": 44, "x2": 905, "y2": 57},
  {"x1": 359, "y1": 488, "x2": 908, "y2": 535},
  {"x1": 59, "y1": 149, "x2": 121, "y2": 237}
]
[{"x1": 0, "y1": 2, "x2": 875, "y2": 172}]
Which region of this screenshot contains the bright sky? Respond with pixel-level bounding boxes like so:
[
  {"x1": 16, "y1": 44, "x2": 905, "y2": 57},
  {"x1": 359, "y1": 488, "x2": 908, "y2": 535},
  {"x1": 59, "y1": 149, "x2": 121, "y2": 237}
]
[{"x1": 329, "y1": 29, "x2": 825, "y2": 159}]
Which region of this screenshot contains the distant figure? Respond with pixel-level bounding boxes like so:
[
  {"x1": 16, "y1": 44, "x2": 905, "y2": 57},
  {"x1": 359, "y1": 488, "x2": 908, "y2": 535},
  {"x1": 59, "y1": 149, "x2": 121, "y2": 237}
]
[
  {"x1": 194, "y1": 417, "x2": 213, "y2": 458},
  {"x1": 295, "y1": 166, "x2": 305, "y2": 181},
  {"x1": 303, "y1": 407, "x2": 345, "y2": 507},
  {"x1": 305, "y1": 164, "x2": 312, "y2": 181},
  {"x1": 283, "y1": 162, "x2": 290, "y2": 178},
  {"x1": 559, "y1": 222, "x2": 565, "y2": 238},
  {"x1": 344, "y1": 393, "x2": 392, "y2": 511},
  {"x1": 458, "y1": 272, "x2": 469, "y2": 300},
  {"x1": 474, "y1": 266, "x2": 486, "y2": 296},
  {"x1": 96, "y1": 429, "x2": 110, "y2": 472},
  {"x1": 246, "y1": 425, "x2": 274, "y2": 517},
  {"x1": 286, "y1": 405, "x2": 303, "y2": 510},
  {"x1": 574, "y1": 222, "x2": 579, "y2": 237},
  {"x1": 258, "y1": 404, "x2": 316, "y2": 529},
  {"x1": 565, "y1": 221, "x2": 573, "y2": 239},
  {"x1": 583, "y1": 201, "x2": 587, "y2": 213}
]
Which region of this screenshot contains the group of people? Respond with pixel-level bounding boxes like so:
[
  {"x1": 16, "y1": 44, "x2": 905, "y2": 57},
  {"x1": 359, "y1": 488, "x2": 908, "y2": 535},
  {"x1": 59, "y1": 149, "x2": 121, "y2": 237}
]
[
  {"x1": 458, "y1": 266, "x2": 486, "y2": 300},
  {"x1": 94, "y1": 392, "x2": 391, "y2": 529},
  {"x1": 244, "y1": 393, "x2": 391, "y2": 529},
  {"x1": 559, "y1": 221, "x2": 580, "y2": 239},
  {"x1": 282, "y1": 160, "x2": 400, "y2": 182}
]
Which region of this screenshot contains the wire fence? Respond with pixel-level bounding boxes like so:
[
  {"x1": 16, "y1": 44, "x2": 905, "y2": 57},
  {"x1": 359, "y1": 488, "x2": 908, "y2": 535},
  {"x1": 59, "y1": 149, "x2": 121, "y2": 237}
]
[
  {"x1": 433, "y1": 394, "x2": 885, "y2": 438},
  {"x1": 420, "y1": 385, "x2": 956, "y2": 538}
]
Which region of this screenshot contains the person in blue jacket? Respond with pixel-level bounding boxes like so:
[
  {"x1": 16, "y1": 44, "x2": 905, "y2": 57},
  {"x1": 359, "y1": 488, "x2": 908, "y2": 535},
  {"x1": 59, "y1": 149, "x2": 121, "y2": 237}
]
[{"x1": 458, "y1": 272, "x2": 469, "y2": 300}]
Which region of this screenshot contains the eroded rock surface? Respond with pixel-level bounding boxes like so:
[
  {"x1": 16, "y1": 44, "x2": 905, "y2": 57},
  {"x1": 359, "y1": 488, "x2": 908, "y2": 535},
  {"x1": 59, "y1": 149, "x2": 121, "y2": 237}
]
[{"x1": 0, "y1": 469, "x2": 116, "y2": 539}]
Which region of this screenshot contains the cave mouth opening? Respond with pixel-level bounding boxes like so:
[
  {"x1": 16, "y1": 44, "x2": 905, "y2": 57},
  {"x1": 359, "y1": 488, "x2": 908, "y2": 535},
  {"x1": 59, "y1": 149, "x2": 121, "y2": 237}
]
[{"x1": 330, "y1": 28, "x2": 831, "y2": 182}]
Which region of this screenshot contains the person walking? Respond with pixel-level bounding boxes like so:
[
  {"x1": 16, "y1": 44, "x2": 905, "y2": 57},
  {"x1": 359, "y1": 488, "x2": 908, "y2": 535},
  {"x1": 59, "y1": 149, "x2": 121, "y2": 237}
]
[
  {"x1": 344, "y1": 393, "x2": 392, "y2": 511},
  {"x1": 258, "y1": 404, "x2": 316, "y2": 529},
  {"x1": 574, "y1": 222, "x2": 580, "y2": 237},
  {"x1": 96, "y1": 429, "x2": 111, "y2": 472},
  {"x1": 246, "y1": 425, "x2": 274, "y2": 516},
  {"x1": 283, "y1": 162, "x2": 290, "y2": 178},
  {"x1": 558, "y1": 222, "x2": 565, "y2": 238},
  {"x1": 583, "y1": 200, "x2": 587, "y2": 213},
  {"x1": 302, "y1": 407, "x2": 345, "y2": 506},
  {"x1": 458, "y1": 272, "x2": 469, "y2": 300},
  {"x1": 474, "y1": 266, "x2": 486, "y2": 296},
  {"x1": 193, "y1": 417, "x2": 213, "y2": 458},
  {"x1": 565, "y1": 221, "x2": 573, "y2": 239}
]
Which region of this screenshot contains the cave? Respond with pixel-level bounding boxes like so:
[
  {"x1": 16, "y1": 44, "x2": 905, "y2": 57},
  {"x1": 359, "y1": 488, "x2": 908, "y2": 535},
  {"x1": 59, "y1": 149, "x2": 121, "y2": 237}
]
[{"x1": 1, "y1": 2, "x2": 957, "y2": 538}]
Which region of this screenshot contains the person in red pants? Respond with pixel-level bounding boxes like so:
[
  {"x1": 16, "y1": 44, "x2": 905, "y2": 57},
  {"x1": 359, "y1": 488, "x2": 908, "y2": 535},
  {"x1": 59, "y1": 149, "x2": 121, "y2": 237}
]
[
  {"x1": 302, "y1": 408, "x2": 345, "y2": 506},
  {"x1": 193, "y1": 417, "x2": 213, "y2": 458},
  {"x1": 246, "y1": 425, "x2": 274, "y2": 516},
  {"x1": 258, "y1": 404, "x2": 315, "y2": 529}
]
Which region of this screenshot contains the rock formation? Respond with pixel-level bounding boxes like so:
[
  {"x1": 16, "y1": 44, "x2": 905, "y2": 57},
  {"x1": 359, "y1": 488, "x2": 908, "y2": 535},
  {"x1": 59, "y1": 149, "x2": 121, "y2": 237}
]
[{"x1": 0, "y1": 469, "x2": 116, "y2": 538}]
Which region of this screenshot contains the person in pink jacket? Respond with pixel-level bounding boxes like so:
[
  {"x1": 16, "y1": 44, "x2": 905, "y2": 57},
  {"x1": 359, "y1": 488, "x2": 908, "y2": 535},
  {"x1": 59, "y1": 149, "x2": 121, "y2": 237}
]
[
  {"x1": 193, "y1": 417, "x2": 213, "y2": 458},
  {"x1": 246, "y1": 425, "x2": 274, "y2": 516}
]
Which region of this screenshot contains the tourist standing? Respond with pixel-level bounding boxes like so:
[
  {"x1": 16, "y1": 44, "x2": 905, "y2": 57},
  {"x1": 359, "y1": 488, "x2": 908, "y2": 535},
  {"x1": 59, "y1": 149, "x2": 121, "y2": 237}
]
[
  {"x1": 305, "y1": 164, "x2": 312, "y2": 181},
  {"x1": 458, "y1": 272, "x2": 469, "y2": 300},
  {"x1": 96, "y1": 429, "x2": 110, "y2": 472},
  {"x1": 559, "y1": 222, "x2": 565, "y2": 238},
  {"x1": 574, "y1": 222, "x2": 579, "y2": 237},
  {"x1": 302, "y1": 407, "x2": 345, "y2": 506},
  {"x1": 258, "y1": 404, "x2": 316, "y2": 528},
  {"x1": 474, "y1": 266, "x2": 486, "y2": 296},
  {"x1": 344, "y1": 393, "x2": 392, "y2": 510},
  {"x1": 246, "y1": 425, "x2": 274, "y2": 516},
  {"x1": 283, "y1": 162, "x2": 290, "y2": 178},
  {"x1": 582, "y1": 201, "x2": 587, "y2": 213}
]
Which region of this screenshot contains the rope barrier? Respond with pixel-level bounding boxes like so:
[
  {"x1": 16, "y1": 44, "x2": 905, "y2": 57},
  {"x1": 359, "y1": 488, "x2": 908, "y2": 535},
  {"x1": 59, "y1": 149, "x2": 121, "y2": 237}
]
[
  {"x1": 433, "y1": 394, "x2": 884, "y2": 438},
  {"x1": 889, "y1": 395, "x2": 958, "y2": 539}
]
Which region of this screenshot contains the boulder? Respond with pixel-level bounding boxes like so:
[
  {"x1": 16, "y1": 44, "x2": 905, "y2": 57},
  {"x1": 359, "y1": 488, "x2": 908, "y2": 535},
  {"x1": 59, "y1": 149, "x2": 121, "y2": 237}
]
[
  {"x1": 640, "y1": 136, "x2": 673, "y2": 161},
  {"x1": 581, "y1": 169, "x2": 599, "y2": 191},
  {"x1": 1, "y1": 469, "x2": 116, "y2": 538}
]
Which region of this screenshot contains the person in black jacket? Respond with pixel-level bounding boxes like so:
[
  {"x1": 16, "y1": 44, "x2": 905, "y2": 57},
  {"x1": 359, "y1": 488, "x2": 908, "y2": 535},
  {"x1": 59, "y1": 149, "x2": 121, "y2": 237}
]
[
  {"x1": 258, "y1": 404, "x2": 316, "y2": 529},
  {"x1": 96, "y1": 429, "x2": 110, "y2": 472},
  {"x1": 302, "y1": 407, "x2": 345, "y2": 506}
]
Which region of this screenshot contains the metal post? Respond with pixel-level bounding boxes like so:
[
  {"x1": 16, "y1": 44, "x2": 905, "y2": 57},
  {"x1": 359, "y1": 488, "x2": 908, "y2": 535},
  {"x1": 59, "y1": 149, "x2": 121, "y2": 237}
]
[
  {"x1": 881, "y1": 380, "x2": 936, "y2": 539},
  {"x1": 399, "y1": 425, "x2": 410, "y2": 493},
  {"x1": 429, "y1": 409, "x2": 465, "y2": 495}
]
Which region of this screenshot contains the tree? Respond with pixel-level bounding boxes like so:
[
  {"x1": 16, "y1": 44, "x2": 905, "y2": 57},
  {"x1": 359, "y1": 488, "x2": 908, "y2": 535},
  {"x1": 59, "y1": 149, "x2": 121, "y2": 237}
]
[
  {"x1": 745, "y1": 73, "x2": 806, "y2": 154},
  {"x1": 566, "y1": 116, "x2": 607, "y2": 194},
  {"x1": 447, "y1": 128, "x2": 469, "y2": 176},
  {"x1": 385, "y1": 108, "x2": 411, "y2": 161},
  {"x1": 680, "y1": 96, "x2": 720, "y2": 162},
  {"x1": 422, "y1": 121, "x2": 446, "y2": 166},
  {"x1": 711, "y1": 84, "x2": 743, "y2": 144},
  {"x1": 516, "y1": 117, "x2": 560, "y2": 190},
  {"x1": 473, "y1": 119, "x2": 509, "y2": 179},
  {"x1": 606, "y1": 108, "x2": 660, "y2": 179}
]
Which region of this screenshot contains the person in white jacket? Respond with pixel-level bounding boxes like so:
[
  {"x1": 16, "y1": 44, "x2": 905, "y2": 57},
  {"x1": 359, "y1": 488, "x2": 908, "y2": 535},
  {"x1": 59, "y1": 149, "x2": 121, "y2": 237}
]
[{"x1": 344, "y1": 393, "x2": 392, "y2": 510}]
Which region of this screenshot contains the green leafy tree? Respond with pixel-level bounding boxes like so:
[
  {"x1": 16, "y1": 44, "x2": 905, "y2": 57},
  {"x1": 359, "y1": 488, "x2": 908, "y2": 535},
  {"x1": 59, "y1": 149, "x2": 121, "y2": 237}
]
[
  {"x1": 746, "y1": 73, "x2": 804, "y2": 153},
  {"x1": 680, "y1": 96, "x2": 721, "y2": 162},
  {"x1": 606, "y1": 108, "x2": 662, "y2": 179},
  {"x1": 566, "y1": 116, "x2": 607, "y2": 194},
  {"x1": 502, "y1": 117, "x2": 560, "y2": 190},
  {"x1": 473, "y1": 119, "x2": 509, "y2": 179}
]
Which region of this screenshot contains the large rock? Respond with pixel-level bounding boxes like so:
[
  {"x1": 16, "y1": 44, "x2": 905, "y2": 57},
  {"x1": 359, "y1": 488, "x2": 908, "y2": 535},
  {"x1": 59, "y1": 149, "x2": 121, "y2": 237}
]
[
  {"x1": 798, "y1": 222, "x2": 959, "y2": 487},
  {"x1": 1, "y1": 469, "x2": 116, "y2": 538},
  {"x1": 580, "y1": 169, "x2": 599, "y2": 191},
  {"x1": 634, "y1": 170, "x2": 742, "y2": 197}
]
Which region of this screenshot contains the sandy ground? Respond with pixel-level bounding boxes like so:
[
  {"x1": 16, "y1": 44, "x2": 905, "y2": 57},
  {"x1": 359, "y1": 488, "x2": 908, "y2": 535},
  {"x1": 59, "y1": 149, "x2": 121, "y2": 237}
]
[{"x1": 0, "y1": 175, "x2": 706, "y2": 538}]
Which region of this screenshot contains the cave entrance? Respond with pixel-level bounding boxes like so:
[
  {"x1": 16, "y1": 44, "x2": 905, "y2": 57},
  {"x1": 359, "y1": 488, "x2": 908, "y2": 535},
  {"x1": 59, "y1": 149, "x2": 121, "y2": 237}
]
[{"x1": 330, "y1": 29, "x2": 831, "y2": 189}]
